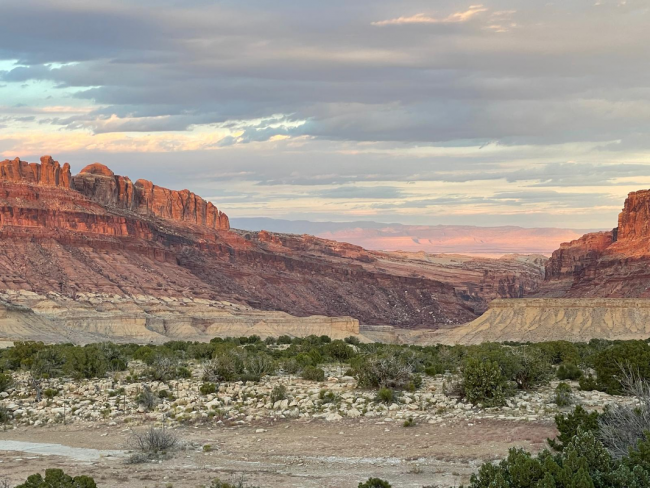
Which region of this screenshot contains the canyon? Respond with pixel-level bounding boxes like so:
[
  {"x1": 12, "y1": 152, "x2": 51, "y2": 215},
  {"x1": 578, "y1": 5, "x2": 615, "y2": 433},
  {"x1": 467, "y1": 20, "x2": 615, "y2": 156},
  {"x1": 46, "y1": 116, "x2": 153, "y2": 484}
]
[{"x1": 0, "y1": 156, "x2": 548, "y2": 343}]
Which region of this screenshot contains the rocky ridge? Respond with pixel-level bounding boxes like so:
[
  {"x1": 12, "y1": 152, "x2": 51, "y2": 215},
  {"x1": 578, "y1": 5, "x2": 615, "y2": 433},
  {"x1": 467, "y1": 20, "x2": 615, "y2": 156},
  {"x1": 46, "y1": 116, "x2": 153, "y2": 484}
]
[{"x1": 0, "y1": 155, "x2": 548, "y2": 332}]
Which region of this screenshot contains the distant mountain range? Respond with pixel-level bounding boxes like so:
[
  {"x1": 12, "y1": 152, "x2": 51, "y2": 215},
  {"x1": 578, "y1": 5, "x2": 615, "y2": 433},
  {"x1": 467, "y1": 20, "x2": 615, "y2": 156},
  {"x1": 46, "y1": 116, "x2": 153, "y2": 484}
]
[{"x1": 231, "y1": 218, "x2": 597, "y2": 256}]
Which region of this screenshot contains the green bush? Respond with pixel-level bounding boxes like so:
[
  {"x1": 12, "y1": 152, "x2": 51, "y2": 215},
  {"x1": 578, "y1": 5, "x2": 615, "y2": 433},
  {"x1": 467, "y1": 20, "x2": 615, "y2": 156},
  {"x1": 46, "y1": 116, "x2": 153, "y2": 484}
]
[
  {"x1": 44, "y1": 388, "x2": 59, "y2": 399},
  {"x1": 358, "y1": 478, "x2": 392, "y2": 488},
  {"x1": 0, "y1": 372, "x2": 13, "y2": 393},
  {"x1": 354, "y1": 353, "x2": 414, "y2": 389},
  {"x1": 593, "y1": 341, "x2": 650, "y2": 394},
  {"x1": 319, "y1": 389, "x2": 338, "y2": 404},
  {"x1": 325, "y1": 340, "x2": 355, "y2": 361},
  {"x1": 271, "y1": 384, "x2": 287, "y2": 404},
  {"x1": 15, "y1": 469, "x2": 96, "y2": 488},
  {"x1": 64, "y1": 345, "x2": 109, "y2": 380},
  {"x1": 345, "y1": 336, "x2": 361, "y2": 346},
  {"x1": 548, "y1": 405, "x2": 600, "y2": 452},
  {"x1": 462, "y1": 357, "x2": 508, "y2": 406},
  {"x1": 376, "y1": 387, "x2": 396, "y2": 404},
  {"x1": 468, "y1": 427, "x2": 650, "y2": 488},
  {"x1": 200, "y1": 382, "x2": 217, "y2": 395},
  {"x1": 301, "y1": 366, "x2": 325, "y2": 382},
  {"x1": 557, "y1": 363, "x2": 583, "y2": 381},
  {"x1": 579, "y1": 374, "x2": 598, "y2": 391},
  {"x1": 554, "y1": 382, "x2": 573, "y2": 407}
]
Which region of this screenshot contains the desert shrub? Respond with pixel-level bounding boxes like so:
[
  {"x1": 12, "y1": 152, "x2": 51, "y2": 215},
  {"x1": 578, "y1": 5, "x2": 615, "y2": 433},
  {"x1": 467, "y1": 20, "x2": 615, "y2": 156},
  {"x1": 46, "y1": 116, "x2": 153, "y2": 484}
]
[
  {"x1": 548, "y1": 405, "x2": 600, "y2": 451},
  {"x1": 271, "y1": 385, "x2": 287, "y2": 404},
  {"x1": 358, "y1": 478, "x2": 392, "y2": 488},
  {"x1": 176, "y1": 365, "x2": 192, "y2": 378},
  {"x1": 424, "y1": 364, "x2": 445, "y2": 376},
  {"x1": 30, "y1": 348, "x2": 65, "y2": 379},
  {"x1": 403, "y1": 416, "x2": 415, "y2": 427},
  {"x1": 376, "y1": 387, "x2": 396, "y2": 404},
  {"x1": 295, "y1": 352, "x2": 315, "y2": 368},
  {"x1": 96, "y1": 342, "x2": 128, "y2": 372},
  {"x1": 593, "y1": 340, "x2": 650, "y2": 394},
  {"x1": 0, "y1": 372, "x2": 12, "y2": 393},
  {"x1": 325, "y1": 340, "x2": 355, "y2": 361},
  {"x1": 557, "y1": 363, "x2": 583, "y2": 381},
  {"x1": 136, "y1": 385, "x2": 159, "y2": 411},
  {"x1": 598, "y1": 372, "x2": 650, "y2": 459},
  {"x1": 277, "y1": 335, "x2": 293, "y2": 344},
  {"x1": 147, "y1": 354, "x2": 181, "y2": 382},
  {"x1": 461, "y1": 357, "x2": 508, "y2": 407},
  {"x1": 281, "y1": 358, "x2": 300, "y2": 375},
  {"x1": 579, "y1": 374, "x2": 598, "y2": 391},
  {"x1": 244, "y1": 353, "x2": 276, "y2": 377},
  {"x1": 158, "y1": 389, "x2": 173, "y2": 400},
  {"x1": 0, "y1": 405, "x2": 10, "y2": 424},
  {"x1": 127, "y1": 426, "x2": 179, "y2": 462},
  {"x1": 534, "y1": 340, "x2": 581, "y2": 365},
  {"x1": 43, "y1": 388, "x2": 59, "y2": 399},
  {"x1": 345, "y1": 336, "x2": 361, "y2": 346},
  {"x1": 200, "y1": 382, "x2": 217, "y2": 395},
  {"x1": 554, "y1": 382, "x2": 573, "y2": 407},
  {"x1": 15, "y1": 469, "x2": 96, "y2": 488},
  {"x1": 508, "y1": 346, "x2": 554, "y2": 390},
  {"x1": 406, "y1": 374, "x2": 423, "y2": 392},
  {"x1": 354, "y1": 353, "x2": 414, "y2": 390},
  {"x1": 467, "y1": 431, "x2": 617, "y2": 488},
  {"x1": 2, "y1": 341, "x2": 46, "y2": 370},
  {"x1": 319, "y1": 389, "x2": 338, "y2": 404},
  {"x1": 463, "y1": 344, "x2": 552, "y2": 391},
  {"x1": 203, "y1": 350, "x2": 245, "y2": 382},
  {"x1": 301, "y1": 366, "x2": 325, "y2": 382},
  {"x1": 64, "y1": 345, "x2": 109, "y2": 380}
]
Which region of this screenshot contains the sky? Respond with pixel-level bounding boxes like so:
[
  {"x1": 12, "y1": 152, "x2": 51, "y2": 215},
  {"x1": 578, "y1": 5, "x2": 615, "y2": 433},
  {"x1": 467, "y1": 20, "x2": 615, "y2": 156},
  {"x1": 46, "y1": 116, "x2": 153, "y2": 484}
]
[{"x1": 1, "y1": 0, "x2": 650, "y2": 228}]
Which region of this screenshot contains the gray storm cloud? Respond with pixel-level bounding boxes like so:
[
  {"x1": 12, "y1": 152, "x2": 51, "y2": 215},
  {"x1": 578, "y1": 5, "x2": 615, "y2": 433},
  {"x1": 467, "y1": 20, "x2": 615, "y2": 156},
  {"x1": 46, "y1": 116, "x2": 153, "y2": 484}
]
[{"x1": 1, "y1": 0, "x2": 650, "y2": 227}]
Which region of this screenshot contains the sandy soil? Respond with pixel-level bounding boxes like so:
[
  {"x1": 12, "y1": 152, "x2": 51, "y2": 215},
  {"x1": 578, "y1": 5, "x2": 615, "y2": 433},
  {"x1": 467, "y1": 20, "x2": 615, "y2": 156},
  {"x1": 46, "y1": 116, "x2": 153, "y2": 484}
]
[{"x1": 0, "y1": 418, "x2": 556, "y2": 487}]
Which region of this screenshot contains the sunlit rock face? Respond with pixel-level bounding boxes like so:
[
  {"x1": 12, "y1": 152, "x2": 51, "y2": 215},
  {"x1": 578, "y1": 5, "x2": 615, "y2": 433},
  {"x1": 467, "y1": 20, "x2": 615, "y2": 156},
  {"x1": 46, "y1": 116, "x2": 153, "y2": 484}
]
[
  {"x1": 0, "y1": 155, "x2": 549, "y2": 329},
  {"x1": 538, "y1": 189, "x2": 650, "y2": 298}
]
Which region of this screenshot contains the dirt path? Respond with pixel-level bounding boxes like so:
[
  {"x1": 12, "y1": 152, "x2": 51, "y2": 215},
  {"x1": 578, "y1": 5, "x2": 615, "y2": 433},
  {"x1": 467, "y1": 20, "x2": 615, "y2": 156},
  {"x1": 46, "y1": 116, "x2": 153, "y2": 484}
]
[{"x1": 0, "y1": 418, "x2": 556, "y2": 487}]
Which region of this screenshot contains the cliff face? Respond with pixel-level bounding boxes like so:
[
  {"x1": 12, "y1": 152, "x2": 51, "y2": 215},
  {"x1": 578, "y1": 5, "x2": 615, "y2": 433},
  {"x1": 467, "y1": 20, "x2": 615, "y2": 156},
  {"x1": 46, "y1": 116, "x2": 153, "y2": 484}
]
[
  {"x1": 0, "y1": 155, "x2": 546, "y2": 329},
  {"x1": 0, "y1": 156, "x2": 71, "y2": 188},
  {"x1": 72, "y1": 163, "x2": 229, "y2": 230},
  {"x1": 538, "y1": 189, "x2": 650, "y2": 297},
  {"x1": 617, "y1": 189, "x2": 650, "y2": 241}
]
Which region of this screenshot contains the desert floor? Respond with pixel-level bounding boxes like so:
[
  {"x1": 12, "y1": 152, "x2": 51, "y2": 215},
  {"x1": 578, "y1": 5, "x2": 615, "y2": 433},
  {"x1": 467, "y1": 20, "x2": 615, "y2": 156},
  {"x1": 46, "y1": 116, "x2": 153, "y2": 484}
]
[{"x1": 0, "y1": 418, "x2": 555, "y2": 487}]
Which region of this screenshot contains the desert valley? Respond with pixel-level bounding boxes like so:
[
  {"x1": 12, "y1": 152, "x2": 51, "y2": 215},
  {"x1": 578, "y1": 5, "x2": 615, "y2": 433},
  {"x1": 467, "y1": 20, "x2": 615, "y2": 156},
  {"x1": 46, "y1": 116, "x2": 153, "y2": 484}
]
[
  {"x1": 1, "y1": 156, "x2": 650, "y2": 486},
  {"x1": 3, "y1": 1, "x2": 650, "y2": 486}
]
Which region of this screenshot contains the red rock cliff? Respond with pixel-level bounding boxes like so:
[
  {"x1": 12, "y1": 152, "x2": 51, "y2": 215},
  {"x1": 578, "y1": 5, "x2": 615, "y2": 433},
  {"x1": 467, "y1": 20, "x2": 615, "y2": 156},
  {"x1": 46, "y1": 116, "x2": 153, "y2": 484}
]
[
  {"x1": 544, "y1": 231, "x2": 614, "y2": 282},
  {"x1": 0, "y1": 156, "x2": 71, "y2": 188},
  {"x1": 538, "y1": 188, "x2": 650, "y2": 297},
  {"x1": 616, "y1": 189, "x2": 650, "y2": 241},
  {"x1": 72, "y1": 163, "x2": 229, "y2": 230}
]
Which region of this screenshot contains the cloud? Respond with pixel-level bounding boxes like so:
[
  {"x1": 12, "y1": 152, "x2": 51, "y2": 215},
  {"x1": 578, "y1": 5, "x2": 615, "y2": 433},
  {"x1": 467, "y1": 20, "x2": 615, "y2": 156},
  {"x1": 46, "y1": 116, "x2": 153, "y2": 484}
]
[
  {"x1": 1, "y1": 0, "x2": 650, "y2": 227},
  {"x1": 372, "y1": 5, "x2": 488, "y2": 26}
]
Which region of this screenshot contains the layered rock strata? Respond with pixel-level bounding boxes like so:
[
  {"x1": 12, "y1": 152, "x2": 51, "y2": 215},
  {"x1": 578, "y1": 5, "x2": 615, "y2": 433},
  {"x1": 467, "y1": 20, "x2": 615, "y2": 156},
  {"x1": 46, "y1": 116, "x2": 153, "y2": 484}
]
[
  {"x1": 0, "y1": 155, "x2": 546, "y2": 329},
  {"x1": 538, "y1": 189, "x2": 650, "y2": 297}
]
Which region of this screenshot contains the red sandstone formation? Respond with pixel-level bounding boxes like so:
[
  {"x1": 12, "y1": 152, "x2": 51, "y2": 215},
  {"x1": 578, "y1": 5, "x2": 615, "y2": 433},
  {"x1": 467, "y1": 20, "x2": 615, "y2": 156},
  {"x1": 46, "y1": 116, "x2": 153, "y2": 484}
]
[
  {"x1": 72, "y1": 163, "x2": 229, "y2": 230},
  {"x1": 538, "y1": 189, "x2": 650, "y2": 298},
  {"x1": 0, "y1": 155, "x2": 547, "y2": 328},
  {"x1": 0, "y1": 156, "x2": 71, "y2": 188}
]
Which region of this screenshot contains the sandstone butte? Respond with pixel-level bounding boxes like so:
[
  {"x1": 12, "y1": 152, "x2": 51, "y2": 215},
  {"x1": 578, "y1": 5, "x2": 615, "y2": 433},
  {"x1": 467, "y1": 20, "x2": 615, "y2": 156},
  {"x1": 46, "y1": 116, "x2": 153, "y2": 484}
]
[{"x1": 0, "y1": 155, "x2": 546, "y2": 332}]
